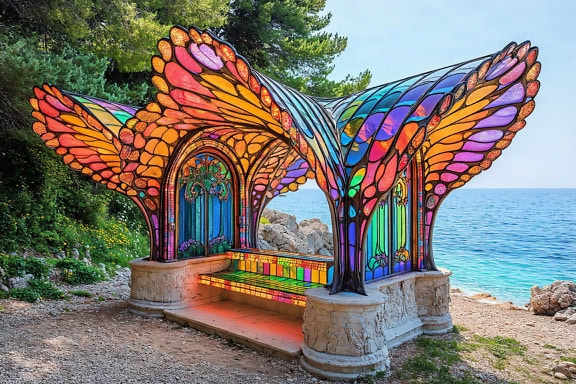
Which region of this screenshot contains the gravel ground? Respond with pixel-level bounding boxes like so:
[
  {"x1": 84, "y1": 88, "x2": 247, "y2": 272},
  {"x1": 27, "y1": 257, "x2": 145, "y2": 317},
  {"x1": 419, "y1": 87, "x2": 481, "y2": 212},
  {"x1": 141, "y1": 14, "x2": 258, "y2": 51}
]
[{"x1": 1, "y1": 270, "x2": 574, "y2": 383}]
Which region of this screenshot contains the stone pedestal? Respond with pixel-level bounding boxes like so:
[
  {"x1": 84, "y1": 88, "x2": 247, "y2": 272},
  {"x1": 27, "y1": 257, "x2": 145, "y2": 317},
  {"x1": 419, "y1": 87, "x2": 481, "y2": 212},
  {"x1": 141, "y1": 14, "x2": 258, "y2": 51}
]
[
  {"x1": 127, "y1": 256, "x2": 230, "y2": 317},
  {"x1": 301, "y1": 269, "x2": 452, "y2": 381},
  {"x1": 301, "y1": 289, "x2": 389, "y2": 381},
  {"x1": 415, "y1": 268, "x2": 453, "y2": 334}
]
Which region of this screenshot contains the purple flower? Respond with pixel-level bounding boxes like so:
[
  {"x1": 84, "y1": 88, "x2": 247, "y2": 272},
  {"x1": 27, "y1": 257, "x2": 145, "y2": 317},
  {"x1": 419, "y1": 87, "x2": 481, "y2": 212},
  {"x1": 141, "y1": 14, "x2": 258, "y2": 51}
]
[{"x1": 179, "y1": 239, "x2": 201, "y2": 252}]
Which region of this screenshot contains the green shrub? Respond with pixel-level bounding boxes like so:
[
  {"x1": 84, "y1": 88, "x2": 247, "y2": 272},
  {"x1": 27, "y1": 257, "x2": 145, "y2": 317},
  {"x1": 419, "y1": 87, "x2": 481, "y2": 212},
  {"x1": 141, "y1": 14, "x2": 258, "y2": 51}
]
[
  {"x1": 55, "y1": 259, "x2": 106, "y2": 285},
  {"x1": 9, "y1": 287, "x2": 40, "y2": 302},
  {"x1": 0, "y1": 254, "x2": 27, "y2": 277},
  {"x1": 69, "y1": 290, "x2": 93, "y2": 298},
  {"x1": 28, "y1": 279, "x2": 67, "y2": 300},
  {"x1": 0, "y1": 254, "x2": 50, "y2": 279},
  {"x1": 5, "y1": 276, "x2": 66, "y2": 303},
  {"x1": 23, "y1": 257, "x2": 50, "y2": 280}
]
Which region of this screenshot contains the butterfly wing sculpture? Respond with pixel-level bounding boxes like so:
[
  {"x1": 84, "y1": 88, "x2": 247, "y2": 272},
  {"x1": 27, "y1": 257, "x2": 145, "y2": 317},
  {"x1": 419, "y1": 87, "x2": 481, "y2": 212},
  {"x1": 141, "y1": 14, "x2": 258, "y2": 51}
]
[
  {"x1": 420, "y1": 42, "x2": 540, "y2": 268},
  {"x1": 30, "y1": 25, "x2": 540, "y2": 295}
]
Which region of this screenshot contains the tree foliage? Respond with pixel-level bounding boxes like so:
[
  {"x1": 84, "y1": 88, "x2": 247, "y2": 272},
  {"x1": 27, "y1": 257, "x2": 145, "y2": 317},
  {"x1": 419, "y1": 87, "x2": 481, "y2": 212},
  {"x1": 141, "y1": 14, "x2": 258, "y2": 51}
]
[
  {"x1": 0, "y1": 27, "x2": 151, "y2": 130},
  {"x1": 0, "y1": 0, "x2": 371, "y2": 257},
  {"x1": 1, "y1": 0, "x2": 229, "y2": 72},
  {"x1": 219, "y1": 0, "x2": 371, "y2": 96}
]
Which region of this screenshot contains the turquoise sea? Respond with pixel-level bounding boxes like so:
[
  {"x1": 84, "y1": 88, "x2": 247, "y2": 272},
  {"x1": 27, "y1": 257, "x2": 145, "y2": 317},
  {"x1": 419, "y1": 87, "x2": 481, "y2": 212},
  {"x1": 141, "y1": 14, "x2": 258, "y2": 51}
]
[{"x1": 267, "y1": 188, "x2": 576, "y2": 305}]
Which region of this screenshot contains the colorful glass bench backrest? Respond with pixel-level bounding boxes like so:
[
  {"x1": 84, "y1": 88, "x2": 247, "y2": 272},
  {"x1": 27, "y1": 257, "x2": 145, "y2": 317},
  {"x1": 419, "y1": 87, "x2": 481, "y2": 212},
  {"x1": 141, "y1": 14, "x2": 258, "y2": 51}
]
[{"x1": 228, "y1": 249, "x2": 334, "y2": 285}]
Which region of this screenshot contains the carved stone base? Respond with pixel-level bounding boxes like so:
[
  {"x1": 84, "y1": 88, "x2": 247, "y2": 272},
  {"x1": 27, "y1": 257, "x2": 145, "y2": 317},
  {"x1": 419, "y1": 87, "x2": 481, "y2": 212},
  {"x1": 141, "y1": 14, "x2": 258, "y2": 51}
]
[
  {"x1": 301, "y1": 269, "x2": 452, "y2": 381},
  {"x1": 300, "y1": 344, "x2": 389, "y2": 381},
  {"x1": 127, "y1": 256, "x2": 230, "y2": 317},
  {"x1": 302, "y1": 288, "x2": 390, "y2": 380},
  {"x1": 415, "y1": 268, "x2": 454, "y2": 335}
]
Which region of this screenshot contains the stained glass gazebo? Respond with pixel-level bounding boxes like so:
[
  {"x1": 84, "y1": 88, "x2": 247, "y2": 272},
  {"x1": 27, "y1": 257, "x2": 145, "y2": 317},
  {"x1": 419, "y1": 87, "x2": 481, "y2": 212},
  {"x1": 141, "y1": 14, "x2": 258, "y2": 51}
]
[{"x1": 30, "y1": 26, "x2": 540, "y2": 380}]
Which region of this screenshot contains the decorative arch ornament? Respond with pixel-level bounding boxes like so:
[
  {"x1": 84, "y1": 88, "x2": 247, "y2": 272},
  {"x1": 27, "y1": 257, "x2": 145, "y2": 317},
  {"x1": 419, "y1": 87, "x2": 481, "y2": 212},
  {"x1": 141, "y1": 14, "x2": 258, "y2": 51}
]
[{"x1": 30, "y1": 26, "x2": 540, "y2": 295}]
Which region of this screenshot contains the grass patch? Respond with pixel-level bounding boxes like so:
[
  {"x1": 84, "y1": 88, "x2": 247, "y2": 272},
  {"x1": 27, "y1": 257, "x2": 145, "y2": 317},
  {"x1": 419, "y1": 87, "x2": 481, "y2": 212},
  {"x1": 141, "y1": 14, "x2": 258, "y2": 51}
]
[
  {"x1": 452, "y1": 324, "x2": 469, "y2": 333},
  {"x1": 560, "y1": 355, "x2": 576, "y2": 364},
  {"x1": 69, "y1": 289, "x2": 93, "y2": 298},
  {"x1": 468, "y1": 335, "x2": 526, "y2": 370},
  {"x1": 396, "y1": 336, "x2": 482, "y2": 384},
  {"x1": 543, "y1": 344, "x2": 558, "y2": 350}
]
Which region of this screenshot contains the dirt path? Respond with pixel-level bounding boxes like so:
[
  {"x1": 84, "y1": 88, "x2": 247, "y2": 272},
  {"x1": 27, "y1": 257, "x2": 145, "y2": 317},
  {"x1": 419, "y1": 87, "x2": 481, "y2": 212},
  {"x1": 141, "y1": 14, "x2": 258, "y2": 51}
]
[{"x1": 1, "y1": 274, "x2": 574, "y2": 383}]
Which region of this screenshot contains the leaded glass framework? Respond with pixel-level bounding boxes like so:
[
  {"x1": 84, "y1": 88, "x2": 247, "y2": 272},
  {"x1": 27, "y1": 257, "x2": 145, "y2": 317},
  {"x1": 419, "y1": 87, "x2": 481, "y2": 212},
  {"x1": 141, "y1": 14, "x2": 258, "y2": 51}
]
[
  {"x1": 177, "y1": 153, "x2": 234, "y2": 258},
  {"x1": 29, "y1": 25, "x2": 541, "y2": 295}
]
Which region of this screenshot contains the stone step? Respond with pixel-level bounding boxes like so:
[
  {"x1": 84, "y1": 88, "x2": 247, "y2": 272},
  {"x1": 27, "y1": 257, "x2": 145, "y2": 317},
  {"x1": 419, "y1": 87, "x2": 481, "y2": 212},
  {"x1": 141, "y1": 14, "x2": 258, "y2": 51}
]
[{"x1": 164, "y1": 301, "x2": 304, "y2": 360}]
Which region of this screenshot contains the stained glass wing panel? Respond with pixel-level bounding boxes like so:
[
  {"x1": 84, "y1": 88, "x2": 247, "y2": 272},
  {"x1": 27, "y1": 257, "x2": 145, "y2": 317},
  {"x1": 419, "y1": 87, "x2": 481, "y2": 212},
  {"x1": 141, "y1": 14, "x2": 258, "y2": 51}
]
[
  {"x1": 422, "y1": 42, "x2": 540, "y2": 213},
  {"x1": 146, "y1": 26, "x2": 291, "y2": 138},
  {"x1": 314, "y1": 56, "x2": 494, "y2": 214},
  {"x1": 30, "y1": 85, "x2": 128, "y2": 193},
  {"x1": 67, "y1": 93, "x2": 138, "y2": 137},
  {"x1": 421, "y1": 42, "x2": 540, "y2": 262}
]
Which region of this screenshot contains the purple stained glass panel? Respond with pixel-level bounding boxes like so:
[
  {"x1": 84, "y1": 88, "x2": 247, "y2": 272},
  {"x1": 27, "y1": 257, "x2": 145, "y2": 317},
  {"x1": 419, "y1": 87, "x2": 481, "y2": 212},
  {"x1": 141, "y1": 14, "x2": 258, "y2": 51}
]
[
  {"x1": 375, "y1": 106, "x2": 410, "y2": 140},
  {"x1": 486, "y1": 57, "x2": 517, "y2": 80},
  {"x1": 356, "y1": 113, "x2": 385, "y2": 142},
  {"x1": 446, "y1": 163, "x2": 469, "y2": 172},
  {"x1": 500, "y1": 62, "x2": 527, "y2": 85},
  {"x1": 463, "y1": 141, "x2": 495, "y2": 151},
  {"x1": 440, "y1": 173, "x2": 459, "y2": 182},
  {"x1": 487, "y1": 83, "x2": 525, "y2": 109},
  {"x1": 412, "y1": 94, "x2": 443, "y2": 118},
  {"x1": 432, "y1": 73, "x2": 466, "y2": 91},
  {"x1": 468, "y1": 129, "x2": 504, "y2": 142},
  {"x1": 399, "y1": 83, "x2": 434, "y2": 104},
  {"x1": 191, "y1": 44, "x2": 223, "y2": 70},
  {"x1": 454, "y1": 152, "x2": 485, "y2": 162},
  {"x1": 475, "y1": 107, "x2": 517, "y2": 128}
]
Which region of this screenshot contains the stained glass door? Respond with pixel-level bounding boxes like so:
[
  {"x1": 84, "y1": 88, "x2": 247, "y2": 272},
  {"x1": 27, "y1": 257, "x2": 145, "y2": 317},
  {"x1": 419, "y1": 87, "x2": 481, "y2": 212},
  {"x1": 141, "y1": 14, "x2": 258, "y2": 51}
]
[{"x1": 177, "y1": 153, "x2": 233, "y2": 258}]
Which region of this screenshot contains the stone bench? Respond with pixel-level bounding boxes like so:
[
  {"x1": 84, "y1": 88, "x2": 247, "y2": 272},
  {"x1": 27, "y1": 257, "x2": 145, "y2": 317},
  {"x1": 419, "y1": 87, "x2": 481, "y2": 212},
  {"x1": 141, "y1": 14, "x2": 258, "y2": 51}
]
[{"x1": 198, "y1": 248, "x2": 334, "y2": 307}]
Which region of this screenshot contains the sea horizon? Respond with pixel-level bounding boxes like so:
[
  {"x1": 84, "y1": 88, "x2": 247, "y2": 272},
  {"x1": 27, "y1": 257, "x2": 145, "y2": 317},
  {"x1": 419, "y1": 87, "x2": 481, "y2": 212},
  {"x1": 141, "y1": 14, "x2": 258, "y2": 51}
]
[{"x1": 267, "y1": 188, "x2": 576, "y2": 305}]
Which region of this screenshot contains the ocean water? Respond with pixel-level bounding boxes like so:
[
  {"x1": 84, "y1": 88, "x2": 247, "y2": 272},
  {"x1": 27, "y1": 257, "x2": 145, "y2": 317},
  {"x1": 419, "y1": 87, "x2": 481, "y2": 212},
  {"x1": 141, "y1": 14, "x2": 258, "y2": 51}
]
[{"x1": 267, "y1": 188, "x2": 576, "y2": 305}]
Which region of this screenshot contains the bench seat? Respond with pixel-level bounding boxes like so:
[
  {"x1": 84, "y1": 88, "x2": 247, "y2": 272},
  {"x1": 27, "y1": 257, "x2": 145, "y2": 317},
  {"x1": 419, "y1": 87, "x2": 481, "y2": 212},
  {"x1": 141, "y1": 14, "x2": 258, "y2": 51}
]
[{"x1": 198, "y1": 248, "x2": 333, "y2": 307}]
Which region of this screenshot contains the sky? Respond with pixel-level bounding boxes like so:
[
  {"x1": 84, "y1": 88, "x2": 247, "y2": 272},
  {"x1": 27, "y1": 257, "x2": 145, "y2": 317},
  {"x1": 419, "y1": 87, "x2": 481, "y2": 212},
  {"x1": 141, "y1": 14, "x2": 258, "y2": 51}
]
[{"x1": 319, "y1": 0, "x2": 576, "y2": 189}]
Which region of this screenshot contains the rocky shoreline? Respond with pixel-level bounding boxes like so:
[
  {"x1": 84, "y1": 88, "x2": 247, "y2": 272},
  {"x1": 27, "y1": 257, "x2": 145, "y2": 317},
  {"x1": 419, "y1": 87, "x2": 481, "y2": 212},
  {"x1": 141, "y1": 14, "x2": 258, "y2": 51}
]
[{"x1": 259, "y1": 210, "x2": 576, "y2": 324}]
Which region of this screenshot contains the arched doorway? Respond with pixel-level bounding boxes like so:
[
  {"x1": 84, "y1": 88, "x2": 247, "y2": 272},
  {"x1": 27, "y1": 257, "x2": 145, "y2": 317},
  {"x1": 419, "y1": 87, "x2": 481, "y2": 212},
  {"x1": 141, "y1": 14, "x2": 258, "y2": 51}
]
[{"x1": 176, "y1": 153, "x2": 234, "y2": 258}]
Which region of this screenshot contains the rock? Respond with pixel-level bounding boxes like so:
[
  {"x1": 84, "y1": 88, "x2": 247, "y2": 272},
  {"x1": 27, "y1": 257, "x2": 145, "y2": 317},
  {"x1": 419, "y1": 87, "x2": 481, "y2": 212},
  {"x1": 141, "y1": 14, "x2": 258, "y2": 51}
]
[
  {"x1": 553, "y1": 307, "x2": 576, "y2": 321},
  {"x1": 567, "y1": 313, "x2": 576, "y2": 324},
  {"x1": 554, "y1": 365, "x2": 572, "y2": 376},
  {"x1": 71, "y1": 248, "x2": 80, "y2": 259},
  {"x1": 259, "y1": 223, "x2": 309, "y2": 253},
  {"x1": 98, "y1": 263, "x2": 109, "y2": 278},
  {"x1": 554, "y1": 372, "x2": 568, "y2": 380},
  {"x1": 256, "y1": 237, "x2": 274, "y2": 250},
  {"x1": 528, "y1": 280, "x2": 576, "y2": 315},
  {"x1": 81, "y1": 257, "x2": 92, "y2": 266},
  {"x1": 0, "y1": 266, "x2": 5, "y2": 279},
  {"x1": 258, "y1": 209, "x2": 333, "y2": 256},
  {"x1": 262, "y1": 209, "x2": 298, "y2": 232},
  {"x1": 8, "y1": 274, "x2": 34, "y2": 289},
  {"x1": 0, "y1": 284, "x2": 9, "y2": 293},
  {"x1": 56, "y1": 250, "x2": 66, "y2": 259},
  {"x1": 50, "y1": 268, "x2": 62, "y2": 282}
]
